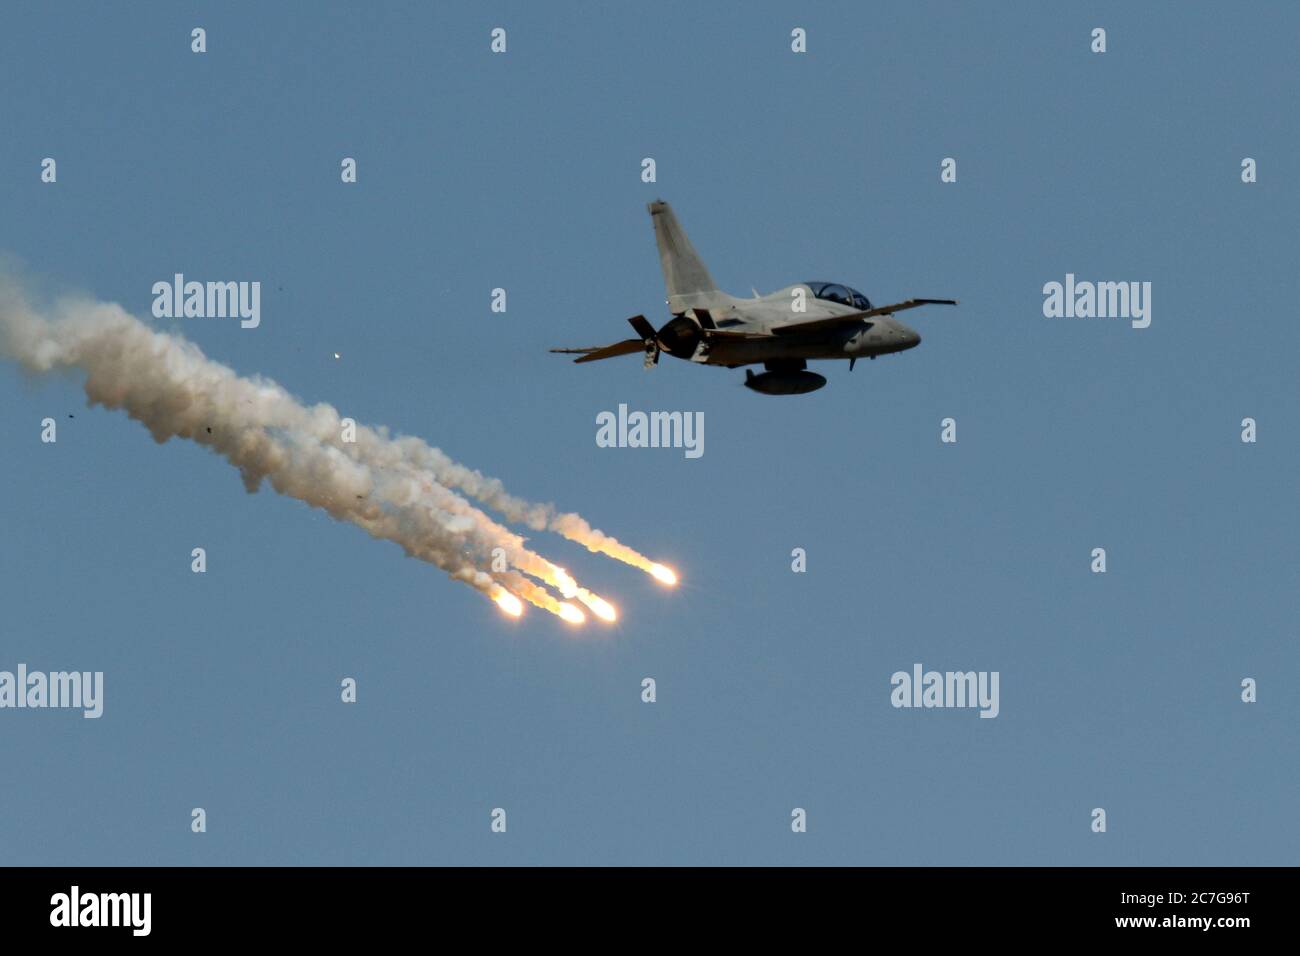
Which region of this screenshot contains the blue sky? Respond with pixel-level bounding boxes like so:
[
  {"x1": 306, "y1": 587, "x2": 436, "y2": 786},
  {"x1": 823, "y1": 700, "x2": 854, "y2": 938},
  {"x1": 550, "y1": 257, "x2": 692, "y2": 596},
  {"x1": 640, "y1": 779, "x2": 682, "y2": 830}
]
[{"x1": 0, "y1": 1, "x2": 1296, "y2": 865}]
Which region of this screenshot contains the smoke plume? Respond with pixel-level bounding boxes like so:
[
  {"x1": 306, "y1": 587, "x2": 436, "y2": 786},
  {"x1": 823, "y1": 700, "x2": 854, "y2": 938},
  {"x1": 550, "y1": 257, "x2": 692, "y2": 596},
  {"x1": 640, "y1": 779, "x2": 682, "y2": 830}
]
[{"x1": 0, "y1": 279, "x2": 676, "y2": 623}]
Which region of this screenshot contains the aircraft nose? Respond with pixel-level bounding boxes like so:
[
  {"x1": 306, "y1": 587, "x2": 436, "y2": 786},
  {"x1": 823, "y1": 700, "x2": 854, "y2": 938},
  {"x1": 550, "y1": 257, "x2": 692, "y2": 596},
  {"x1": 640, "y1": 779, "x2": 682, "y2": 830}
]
[{"x1": 906, "y1": 328, "x2": 921, "y2": 348}]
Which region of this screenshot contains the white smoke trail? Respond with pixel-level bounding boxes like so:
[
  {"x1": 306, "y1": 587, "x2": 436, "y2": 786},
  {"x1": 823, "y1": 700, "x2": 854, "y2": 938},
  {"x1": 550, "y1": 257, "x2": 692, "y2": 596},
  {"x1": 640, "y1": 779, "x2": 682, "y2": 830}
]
[
  {"x1": 230, "y1": 367, "x2": 672, "y2": 575},
  {"x1": 0, "y1": 280, "x2": 666, "y2": 620},
  {"x1": 391, "y1": 438, "x2": 667, "y2": 572}
]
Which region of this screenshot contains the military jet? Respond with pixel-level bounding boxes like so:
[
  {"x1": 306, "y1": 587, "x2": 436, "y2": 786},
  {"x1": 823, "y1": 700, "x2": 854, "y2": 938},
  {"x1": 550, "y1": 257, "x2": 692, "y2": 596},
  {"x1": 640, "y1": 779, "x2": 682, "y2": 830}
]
[{"x1": 551, "y1": 200, "x2": 957, "y2": 394}]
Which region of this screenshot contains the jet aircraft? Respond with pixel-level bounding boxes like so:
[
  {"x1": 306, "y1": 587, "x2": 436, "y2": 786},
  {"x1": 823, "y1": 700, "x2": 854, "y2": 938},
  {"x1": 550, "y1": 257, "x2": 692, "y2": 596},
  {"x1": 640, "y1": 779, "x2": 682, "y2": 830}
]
[{"x1": 551, "y1": 200, "x2": 957, "y2": 394}]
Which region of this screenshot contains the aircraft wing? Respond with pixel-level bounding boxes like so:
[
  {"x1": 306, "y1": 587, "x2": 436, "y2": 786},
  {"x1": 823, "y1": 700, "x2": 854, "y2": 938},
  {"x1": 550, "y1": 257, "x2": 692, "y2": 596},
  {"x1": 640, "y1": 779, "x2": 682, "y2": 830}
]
[{"x1": 770, "y1": 298, "x2": 957, "y2": 335}]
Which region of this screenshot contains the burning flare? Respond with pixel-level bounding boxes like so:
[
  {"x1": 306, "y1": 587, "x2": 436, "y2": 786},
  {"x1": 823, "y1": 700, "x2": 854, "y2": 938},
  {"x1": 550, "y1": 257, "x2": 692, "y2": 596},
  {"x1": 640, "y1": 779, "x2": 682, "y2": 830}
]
[
  {"x1": 557, "y1": 603, "x2": 586, "y2": 626},
  {"x1": 492, "y1": 587, "x2": 524, "y2": 618},
  {"x1": 649, "y1": 563, "x2": 678, "y2": 586},
  {"x1": 575, "y1": 589, "x2": 618, "y2": 623}
]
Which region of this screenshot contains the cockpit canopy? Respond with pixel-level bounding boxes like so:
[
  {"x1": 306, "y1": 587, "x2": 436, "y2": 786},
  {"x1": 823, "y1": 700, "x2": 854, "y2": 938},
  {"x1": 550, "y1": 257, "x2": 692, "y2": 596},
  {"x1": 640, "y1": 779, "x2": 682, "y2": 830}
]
[{"x1": 805, "y1": 281, "x2": 872, "y2": 311}]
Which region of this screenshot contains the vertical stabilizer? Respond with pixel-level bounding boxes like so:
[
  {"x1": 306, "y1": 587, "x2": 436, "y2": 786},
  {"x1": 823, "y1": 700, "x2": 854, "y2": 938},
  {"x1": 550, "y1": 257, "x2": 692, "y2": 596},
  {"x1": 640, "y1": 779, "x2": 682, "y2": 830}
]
[{"x1": 647, "y1": 200, "x2": 725, "y2": 312}]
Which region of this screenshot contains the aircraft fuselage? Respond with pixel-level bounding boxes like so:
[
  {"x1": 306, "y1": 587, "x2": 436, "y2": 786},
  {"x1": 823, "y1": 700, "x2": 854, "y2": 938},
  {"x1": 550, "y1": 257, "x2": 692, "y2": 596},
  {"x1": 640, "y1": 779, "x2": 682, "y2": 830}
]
[{"x1": 658, "y1": 286, "x2": 921, "y2": 368}]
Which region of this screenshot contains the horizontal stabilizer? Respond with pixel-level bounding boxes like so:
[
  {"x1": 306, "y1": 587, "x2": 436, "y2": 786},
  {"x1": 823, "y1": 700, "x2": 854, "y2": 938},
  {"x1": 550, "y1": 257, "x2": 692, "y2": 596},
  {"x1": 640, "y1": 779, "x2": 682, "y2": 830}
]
[
  {"x1": 627, "y1": 314, "x2": 657, "y2": 341},
  {"x1": 550, "y1": 339, "x2": 645, "y2": 363}
]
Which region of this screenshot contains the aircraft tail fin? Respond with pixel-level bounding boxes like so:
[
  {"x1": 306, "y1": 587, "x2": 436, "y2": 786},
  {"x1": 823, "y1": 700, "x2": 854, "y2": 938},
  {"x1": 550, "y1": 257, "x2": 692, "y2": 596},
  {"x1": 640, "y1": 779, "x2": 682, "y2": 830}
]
[{"x1": 648, "y1": 200, "x2": 725, "y2": 312}]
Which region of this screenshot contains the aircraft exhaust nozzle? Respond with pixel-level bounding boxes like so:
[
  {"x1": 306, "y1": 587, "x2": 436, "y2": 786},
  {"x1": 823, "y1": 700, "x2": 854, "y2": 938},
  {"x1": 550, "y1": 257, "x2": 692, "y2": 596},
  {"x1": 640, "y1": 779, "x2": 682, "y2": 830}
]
[{"x1": 655, "y1": 315, "x2": 702, "y2": 359}]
